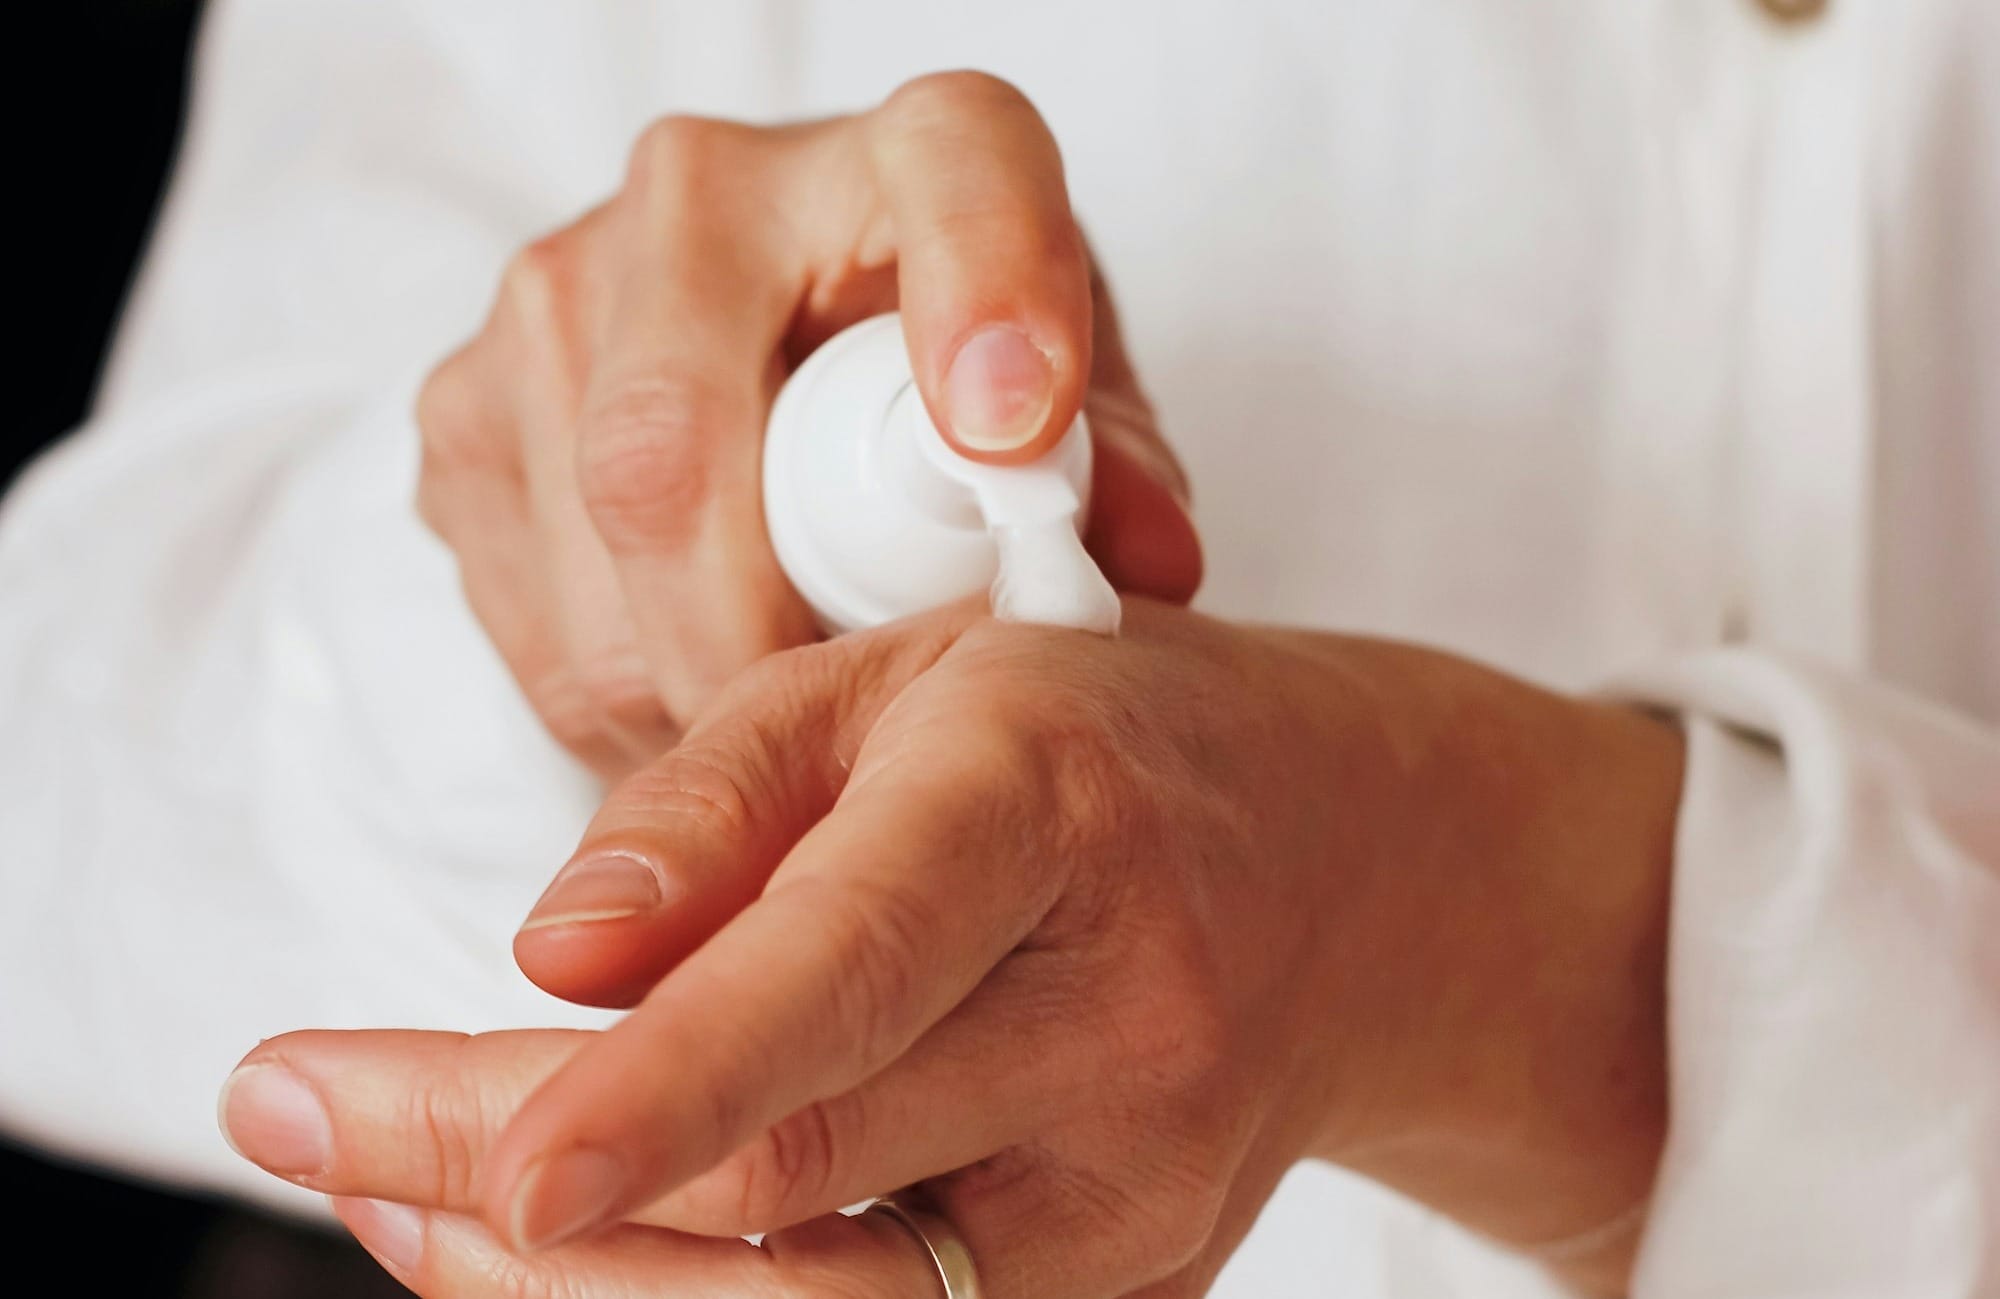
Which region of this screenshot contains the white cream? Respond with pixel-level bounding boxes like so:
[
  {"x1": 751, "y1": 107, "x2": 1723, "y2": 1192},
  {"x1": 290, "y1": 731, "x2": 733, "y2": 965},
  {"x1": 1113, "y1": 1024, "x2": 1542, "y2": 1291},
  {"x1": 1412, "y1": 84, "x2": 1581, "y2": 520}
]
[
  {"x1": 989, "y1": 521, "x2": 1123, "y2": 634},
  {"x1": 959, "y1": 448, "x2": 1121, "y2": 634},
  {"x1": 763, "y1": 313, "x2": 1119, "y2": 636}
]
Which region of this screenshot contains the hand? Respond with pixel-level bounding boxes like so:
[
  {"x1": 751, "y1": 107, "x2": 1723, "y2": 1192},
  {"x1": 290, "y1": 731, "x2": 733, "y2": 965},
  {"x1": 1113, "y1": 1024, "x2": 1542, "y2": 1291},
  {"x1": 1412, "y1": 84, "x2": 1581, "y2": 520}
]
[
  {"x1": 416, "y1": 71, "x2": 1201, "y2": 778},
  {"x1": 223, "y1": 602, "x2": 1682, "y2": 1295}
]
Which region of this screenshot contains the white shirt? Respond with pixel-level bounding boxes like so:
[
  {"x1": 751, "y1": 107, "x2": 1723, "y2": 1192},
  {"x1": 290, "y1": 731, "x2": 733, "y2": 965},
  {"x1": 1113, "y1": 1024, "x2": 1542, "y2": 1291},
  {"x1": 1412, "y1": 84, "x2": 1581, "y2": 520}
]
[{"x1": 0, "y1": 2, "x2": 1994, "y2": 1295}]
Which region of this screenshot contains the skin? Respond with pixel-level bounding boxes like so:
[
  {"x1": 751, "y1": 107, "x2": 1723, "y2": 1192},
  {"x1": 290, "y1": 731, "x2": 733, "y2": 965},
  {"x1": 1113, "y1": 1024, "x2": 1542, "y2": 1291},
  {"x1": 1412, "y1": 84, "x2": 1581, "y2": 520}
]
[
  {"x1": 414, "y1": 70, "x2": 1200, "y2": 779},
  {"x1": 222, "y1": 68, "x2": 1686, "y2": 1299},
  {"x1": 222, "y1": 601, "x2": 1684, "y2": 1297}
]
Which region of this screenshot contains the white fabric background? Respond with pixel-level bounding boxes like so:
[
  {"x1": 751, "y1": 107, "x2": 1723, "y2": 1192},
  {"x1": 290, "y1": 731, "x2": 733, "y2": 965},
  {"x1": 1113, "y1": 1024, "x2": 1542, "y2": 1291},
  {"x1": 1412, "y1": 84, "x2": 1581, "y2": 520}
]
[{"x1": 0, "y1": 2, "x2": 1994, "y2": 1295}]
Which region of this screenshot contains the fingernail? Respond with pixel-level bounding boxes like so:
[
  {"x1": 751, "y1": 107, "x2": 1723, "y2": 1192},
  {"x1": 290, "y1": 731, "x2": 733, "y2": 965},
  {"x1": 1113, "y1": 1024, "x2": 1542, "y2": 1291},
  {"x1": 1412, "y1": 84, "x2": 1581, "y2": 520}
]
[
  {"x1": 218, "y1": 1063, "x2": 332, "y2": 1176},
  {"x1": 519, "y1": 851, "x2": 667, "y2": 931},
  {"x1": 508, "y1": 1146, "x2": 628, "y2": 1252},
  {"x1": 334, "y1": 1197, "x2": 426, "y2": 1276},
  {"x1": 944, "y1": 326, "x2": 1055, "y2": 452}
]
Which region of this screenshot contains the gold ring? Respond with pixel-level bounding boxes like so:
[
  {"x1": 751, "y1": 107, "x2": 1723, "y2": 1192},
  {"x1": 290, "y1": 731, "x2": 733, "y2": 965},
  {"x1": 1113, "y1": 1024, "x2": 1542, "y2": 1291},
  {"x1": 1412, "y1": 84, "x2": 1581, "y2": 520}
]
[{"x1": 866, "y1": 1192, "x2": 984, "y2": 1299}]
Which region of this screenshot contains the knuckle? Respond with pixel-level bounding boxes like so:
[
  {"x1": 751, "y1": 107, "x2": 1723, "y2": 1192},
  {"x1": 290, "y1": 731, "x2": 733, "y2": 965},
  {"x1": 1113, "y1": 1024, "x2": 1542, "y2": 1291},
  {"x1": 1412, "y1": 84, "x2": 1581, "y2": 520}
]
[
  {"x1": 706, "y1": 648, "x2": 796, "y2": 719},
  {"x1": 730, "y1": 1098, "x2": 847, "y2": 1230},
  {"x1": 714, "y1": 639, "x2": 827, "y2": 712},
  {"x1": 959, "y1": 697, "x2": 1105, "y2": 870},
  {"x1": 522, "y1": 672, "x2": 583, "y2": 736},
  {"x1": 414, "y1": 351, "x2": 475, "y2": 442},
  {"x1": 414, "y1": 350, "x2": 499, "y2": 472},
  {"x1": 575, "y1": 375, "x2": 720, "y2": 553},
  {"x1": 498, "y1": 233, "x2": 567, "y2": 312},
  {"x1": 953, "y1": 698, "x2": 1053, "y2": 785},
  {"x1": 882, "y1": 69, "x2": 1036, "y2": 127},
  {"x1": 1061, "y1": 1163, "x2": 1217, "y2": 1282},
  {"x1": 402, "y1": 1049, "x2": 490, "y2": 1209},
  {"x1": 522, "y1": 670, "x2": 617, "y2": 760},
  {"x1": 872, "y1": 70, "x2": 1079, "y2": 265},
  {"x1": 413, "y1": 470, "x2": 452, "y2": 539},
  {"x1": 538, "y1": 708, "x2": 603, "y2": 758},
  {"x1": 627, "y1": 114, "x2": 743, "y2": 193},
  {"x1": 496, "y1": 231, "x2": 586, "y2": 353},
  {"x1": 1106, "y1": 938, "x2": 1237, "y2": 1107},
  {"x1": 633, "y1": 743, "x2": 763, "y2": 841},
  {"x1": 917, "y1": 206, "x2": 1083, "y2": 288},
  {"x1": 704, "y1": 641, "x2": 841, "y2": 742},
  {"x1": 572, "y1": 650, "x2": 671, "y2": 737}
]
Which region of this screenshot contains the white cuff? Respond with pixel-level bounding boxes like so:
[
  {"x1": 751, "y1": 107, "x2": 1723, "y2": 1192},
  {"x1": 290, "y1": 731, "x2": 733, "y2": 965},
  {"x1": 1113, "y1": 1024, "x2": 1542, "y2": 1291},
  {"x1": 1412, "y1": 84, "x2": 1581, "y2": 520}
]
[{"x1": 1610, "y1": 650, "x2": 2000, "y2": 1298}]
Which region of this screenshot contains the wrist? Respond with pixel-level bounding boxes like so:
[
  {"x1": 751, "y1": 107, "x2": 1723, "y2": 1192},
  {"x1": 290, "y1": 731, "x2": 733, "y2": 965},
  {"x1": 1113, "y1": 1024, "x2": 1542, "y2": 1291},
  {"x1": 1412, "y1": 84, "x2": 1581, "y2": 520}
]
[{"x1": 1278, "y1": 634, "x2": 1682, "y2": 1292}]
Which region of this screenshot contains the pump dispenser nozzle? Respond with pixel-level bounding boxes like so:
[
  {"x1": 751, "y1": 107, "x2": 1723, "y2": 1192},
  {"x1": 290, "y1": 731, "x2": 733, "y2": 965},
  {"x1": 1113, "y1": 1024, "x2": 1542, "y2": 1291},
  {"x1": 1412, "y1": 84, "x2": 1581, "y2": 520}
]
[{"x1": 763, "y1": 314, "x2": 1119, "y2": 635}]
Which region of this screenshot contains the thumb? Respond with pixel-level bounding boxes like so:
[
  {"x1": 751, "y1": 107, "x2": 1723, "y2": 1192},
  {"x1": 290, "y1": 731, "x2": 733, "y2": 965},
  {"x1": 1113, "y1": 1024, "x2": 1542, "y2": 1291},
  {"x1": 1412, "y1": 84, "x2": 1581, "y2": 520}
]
[
  {"x1": 511, "y1": 614, "x2": 965, "y2": 1008},
  {"x1": 866, "y1": 72, "x2": 1092, "y2": 463}
]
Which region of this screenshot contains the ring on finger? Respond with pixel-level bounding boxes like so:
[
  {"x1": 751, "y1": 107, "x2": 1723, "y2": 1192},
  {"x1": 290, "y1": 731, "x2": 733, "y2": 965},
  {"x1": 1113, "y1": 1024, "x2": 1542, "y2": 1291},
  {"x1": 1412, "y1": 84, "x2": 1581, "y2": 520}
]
[{"x1": 866, "y1": 1191, "x2": 984, "y2": 1299}]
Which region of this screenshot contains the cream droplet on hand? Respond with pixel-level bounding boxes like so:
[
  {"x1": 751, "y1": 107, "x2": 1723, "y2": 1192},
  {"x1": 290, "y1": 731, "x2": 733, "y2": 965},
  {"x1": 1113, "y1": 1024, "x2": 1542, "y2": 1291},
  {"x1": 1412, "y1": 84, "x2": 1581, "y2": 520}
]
[{"x1": 990, "y1": 520, "x2": 1121, "y2": 635}]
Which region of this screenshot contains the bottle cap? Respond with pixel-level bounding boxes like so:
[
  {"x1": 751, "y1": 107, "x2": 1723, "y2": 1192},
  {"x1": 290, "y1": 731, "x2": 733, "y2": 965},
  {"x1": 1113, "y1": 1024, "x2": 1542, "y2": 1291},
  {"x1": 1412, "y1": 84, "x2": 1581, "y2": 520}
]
[{"x1": 764, "y1": 314, "x2": 1115, "y2": 634}]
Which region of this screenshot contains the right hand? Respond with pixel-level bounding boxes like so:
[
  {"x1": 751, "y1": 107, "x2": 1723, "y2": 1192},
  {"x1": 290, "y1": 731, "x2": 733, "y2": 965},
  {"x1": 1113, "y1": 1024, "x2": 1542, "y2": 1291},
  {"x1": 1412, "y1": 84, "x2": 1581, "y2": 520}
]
[
  {"x1": 416, "y1": 71, "x2": 1203, "y2": 779},
  {"x1": 223, "y1": 600, "x2": 1680, "y2": 1297}
]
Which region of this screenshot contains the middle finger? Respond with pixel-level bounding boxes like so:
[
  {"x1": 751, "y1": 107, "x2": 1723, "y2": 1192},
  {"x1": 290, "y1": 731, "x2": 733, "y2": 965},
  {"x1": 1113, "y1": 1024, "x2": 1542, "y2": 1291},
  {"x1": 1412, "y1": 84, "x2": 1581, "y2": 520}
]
[{"x1": 574, "y1": 121, "x2": 819, "y2": 725}]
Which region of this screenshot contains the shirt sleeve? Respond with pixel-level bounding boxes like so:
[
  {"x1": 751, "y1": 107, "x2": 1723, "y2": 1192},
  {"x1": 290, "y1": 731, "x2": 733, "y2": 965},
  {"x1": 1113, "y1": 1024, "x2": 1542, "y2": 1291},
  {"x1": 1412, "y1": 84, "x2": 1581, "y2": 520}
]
[
  {"x1": 1611, "y1": 649, "x2": 2000, "y2": 1299},
  {"x1": 0, "y1": 363, "x2": 615, "y2": 1220},
  {"x1": 0, "y1": 0, "x2": 635, "y2": 1215}
]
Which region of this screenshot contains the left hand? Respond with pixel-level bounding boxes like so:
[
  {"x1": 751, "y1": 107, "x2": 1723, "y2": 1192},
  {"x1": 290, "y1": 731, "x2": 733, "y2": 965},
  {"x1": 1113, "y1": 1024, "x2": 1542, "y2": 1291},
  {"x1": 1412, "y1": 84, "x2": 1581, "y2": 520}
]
[
  {"x1": 222, "y1": 601, "x2": 1683, "y2": 1296},
  {"x1": 413, "y1": 74, "x2": 1201, "y2": 779}
]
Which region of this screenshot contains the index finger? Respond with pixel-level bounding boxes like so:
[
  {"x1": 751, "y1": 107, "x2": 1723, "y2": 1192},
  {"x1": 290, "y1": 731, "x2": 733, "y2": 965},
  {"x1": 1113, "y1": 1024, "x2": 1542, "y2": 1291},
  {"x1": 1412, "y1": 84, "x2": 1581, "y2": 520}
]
[
  {"x1": 479, "y1": 702, "x2": 1070, "y2": 1253},
  {"x1": 866, "y1": 71, "x2": 1094, "y2": 464}
]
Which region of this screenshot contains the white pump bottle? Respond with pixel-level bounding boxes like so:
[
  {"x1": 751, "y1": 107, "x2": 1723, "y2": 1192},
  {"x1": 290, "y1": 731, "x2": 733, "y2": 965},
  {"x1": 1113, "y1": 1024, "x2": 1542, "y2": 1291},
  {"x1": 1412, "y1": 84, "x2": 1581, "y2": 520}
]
[{"x1": 762, "y1": 314, "x2": 1120, "y2": 635}]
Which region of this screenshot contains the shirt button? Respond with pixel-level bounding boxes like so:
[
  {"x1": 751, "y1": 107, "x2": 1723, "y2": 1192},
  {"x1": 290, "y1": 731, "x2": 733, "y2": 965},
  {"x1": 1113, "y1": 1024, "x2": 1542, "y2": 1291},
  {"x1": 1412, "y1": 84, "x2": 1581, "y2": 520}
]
[{"x1": 1756, "y1": 0, "x2": 1828, "y2": 22}]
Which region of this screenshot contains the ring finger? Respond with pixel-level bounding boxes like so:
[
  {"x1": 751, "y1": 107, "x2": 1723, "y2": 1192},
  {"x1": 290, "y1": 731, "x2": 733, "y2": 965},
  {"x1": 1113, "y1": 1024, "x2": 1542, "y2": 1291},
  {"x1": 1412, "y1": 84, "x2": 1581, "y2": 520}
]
[
  {"x1": 334, "y1": 1174, "x2": 1118, "y2": 1299},
  {"x1": 758, "y1": 1152, "x2": 1184, "y2": 1299}
]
